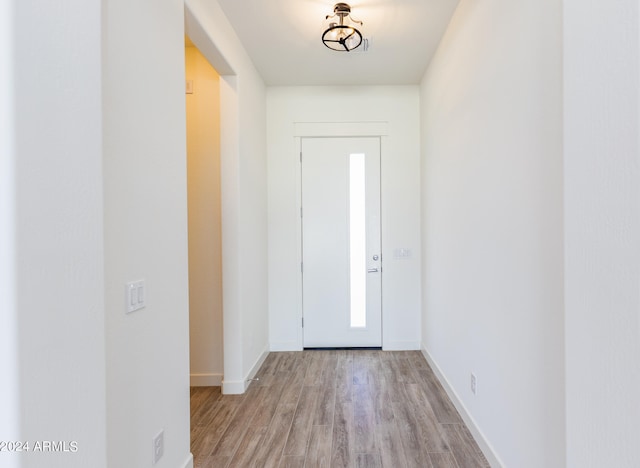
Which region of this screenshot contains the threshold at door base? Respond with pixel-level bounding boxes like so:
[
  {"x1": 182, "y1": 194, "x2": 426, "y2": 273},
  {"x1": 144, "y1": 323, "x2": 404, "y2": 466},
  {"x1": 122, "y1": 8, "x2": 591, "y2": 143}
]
[{"x1": 303, "y1": 347, "x2": 382, "y2": 351}]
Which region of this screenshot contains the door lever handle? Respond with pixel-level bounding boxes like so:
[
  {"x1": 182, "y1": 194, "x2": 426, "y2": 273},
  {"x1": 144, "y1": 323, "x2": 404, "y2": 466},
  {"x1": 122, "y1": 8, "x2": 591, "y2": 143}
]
[{"x1": 367, "y1": 268, "x2": 379, "y2": 273}]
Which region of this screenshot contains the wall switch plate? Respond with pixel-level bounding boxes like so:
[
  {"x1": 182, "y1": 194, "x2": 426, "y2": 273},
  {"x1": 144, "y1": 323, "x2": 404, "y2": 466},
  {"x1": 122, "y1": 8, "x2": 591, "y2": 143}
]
[
  {"x1": 152, "y1": 429, "x2": 164, "y2": 465},
  {"x1": 470, "y1": 373, "x2": 477, "y2": 395},
  {"x1": 126, "y1": 280, "x2": 146, "y2": 314},
  {"x1": 393, "y1": 247, "x2": 412, "y2": 259}
]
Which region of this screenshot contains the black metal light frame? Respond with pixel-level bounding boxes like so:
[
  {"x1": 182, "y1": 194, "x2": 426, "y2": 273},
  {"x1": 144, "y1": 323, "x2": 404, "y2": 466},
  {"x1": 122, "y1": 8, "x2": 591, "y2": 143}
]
[{"x1": 322, "y1": 3, "x2": 363, "y2": 52}]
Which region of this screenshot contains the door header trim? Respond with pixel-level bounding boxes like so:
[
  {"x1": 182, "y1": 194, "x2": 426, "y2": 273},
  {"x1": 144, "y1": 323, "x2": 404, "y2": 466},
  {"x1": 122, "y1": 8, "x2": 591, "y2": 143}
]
[{"x1": 294, "y1": 121, "x2": 388, "y2": 137}]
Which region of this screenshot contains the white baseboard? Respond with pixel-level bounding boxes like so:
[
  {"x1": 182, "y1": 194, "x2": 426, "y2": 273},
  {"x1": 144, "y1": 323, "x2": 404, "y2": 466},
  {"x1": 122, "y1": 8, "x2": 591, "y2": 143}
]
[
  {"x1": 222, "y1": 347, "x2": 270, "y2": 395},
  {"x1": 181, "y1": 453, "x2": 194, "y2": 468},
  {"x1": 190, "y1": 373, "x2": 223, "y2": 387},
  {"x1": 383, "y1": 340, "x2": 421, "y2": 351},
  {"x1": 421, "y1": 346, "x2": 504, "y2": 468},
  {"x1": 271, "y1": 341, "x2": 420, "y2": 351},
  {"x1": 269, "y1": 341, "x2": 302, "y2": 351}
]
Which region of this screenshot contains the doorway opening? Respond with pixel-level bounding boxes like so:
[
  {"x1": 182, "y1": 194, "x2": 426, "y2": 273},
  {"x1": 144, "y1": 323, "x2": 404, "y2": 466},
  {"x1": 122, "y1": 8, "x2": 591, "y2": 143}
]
[{"x1": 185, "y1": 37, "x2": 224, "y2": 387}]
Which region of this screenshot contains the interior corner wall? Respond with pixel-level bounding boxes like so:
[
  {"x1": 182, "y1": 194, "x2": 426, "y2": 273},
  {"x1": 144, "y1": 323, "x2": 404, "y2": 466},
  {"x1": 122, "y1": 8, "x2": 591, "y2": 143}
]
[
  {"x1": 185, "y1": 45, "x2": 224, "y2": 387},
  {"x1": 6, "y1": 1, "x2": 107, "y2": 467},
  {"x1": 103, "y1": 0, "x2": 191, "y2": 466},
  {"x1": 564, "y1": 1, "x2": 640, "y2": 467},
  {"x1": 186, "y1": 0, "x2": 269, "y2": 394},
  {"x1": 267, "y1": 86, "x2": 422, "y2": 351},
  {"x1": 237, "y1": 75, "x2": 269, "y2": 383},
  {"x1": 419, "y1": 1, "x2": 564, "y2": 467}
]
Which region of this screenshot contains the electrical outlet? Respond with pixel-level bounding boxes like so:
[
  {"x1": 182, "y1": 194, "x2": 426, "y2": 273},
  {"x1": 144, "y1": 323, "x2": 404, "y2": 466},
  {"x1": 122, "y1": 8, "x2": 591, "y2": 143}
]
[
  {"x1": 152, "y1": 430, "x2": 164, "y2": 465},
  {"x1": 470, "y1": 373, "x2": 477, "y2": 395}
]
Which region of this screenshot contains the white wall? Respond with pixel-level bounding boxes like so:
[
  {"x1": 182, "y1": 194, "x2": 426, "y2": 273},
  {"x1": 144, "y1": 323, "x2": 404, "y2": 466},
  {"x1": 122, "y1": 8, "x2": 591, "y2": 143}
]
[
  {"x1": 186, "y1": 0, "x2": 269, "y2": 394},
  {"x1": 2, "y1": 1, "x2": 107, "y2": 467},
  {"x1": 564, "y1": 1, "x2": 640, "y2": 467},
  {"x1": 267, "y1": 86, "x2": 422, "y2": 351},
  {"x1": 185, "y1": 46, "x2": 224, "y2": 387},
  {"x1": 103, "y1": 0, "x2": 191, "y2": 466},
  {"x1": 420, "y1": 1, "x2": 564, "y2": 467},
  {"x1": 0, "y1": 1, "x2": 19, "y2": 466}
]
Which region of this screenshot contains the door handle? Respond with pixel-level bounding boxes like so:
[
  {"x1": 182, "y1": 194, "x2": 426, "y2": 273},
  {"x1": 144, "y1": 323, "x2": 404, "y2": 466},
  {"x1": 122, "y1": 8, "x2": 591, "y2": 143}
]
[{"x1": 367, "y1": 268, "x2": 379, "y2": 273}]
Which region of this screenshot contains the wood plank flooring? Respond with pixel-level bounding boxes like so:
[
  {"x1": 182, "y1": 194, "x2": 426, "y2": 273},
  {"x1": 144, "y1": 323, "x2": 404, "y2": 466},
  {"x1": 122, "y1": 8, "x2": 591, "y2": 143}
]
[{"x1": 191, "y1": 350, "x2": 490, "y2": 468}]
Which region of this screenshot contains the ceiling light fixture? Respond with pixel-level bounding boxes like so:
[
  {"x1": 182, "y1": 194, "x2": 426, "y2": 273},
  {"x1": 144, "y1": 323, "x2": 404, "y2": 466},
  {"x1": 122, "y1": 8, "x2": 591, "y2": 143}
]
[{"x1": 322, "y1": 3, "x2": 363, "y2": 52}]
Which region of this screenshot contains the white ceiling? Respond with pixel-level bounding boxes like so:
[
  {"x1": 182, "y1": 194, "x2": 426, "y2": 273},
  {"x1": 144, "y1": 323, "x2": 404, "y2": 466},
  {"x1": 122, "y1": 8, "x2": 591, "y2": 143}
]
[{"x1": 216, "y1": 0, "x2": 460, "y2": 86}]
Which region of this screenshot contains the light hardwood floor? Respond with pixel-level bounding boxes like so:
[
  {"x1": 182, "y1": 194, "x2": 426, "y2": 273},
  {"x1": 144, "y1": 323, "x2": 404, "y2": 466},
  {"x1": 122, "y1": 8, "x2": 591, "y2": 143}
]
[{"x1": 191, "y1": 350, "x2": 490, "y2": 468}]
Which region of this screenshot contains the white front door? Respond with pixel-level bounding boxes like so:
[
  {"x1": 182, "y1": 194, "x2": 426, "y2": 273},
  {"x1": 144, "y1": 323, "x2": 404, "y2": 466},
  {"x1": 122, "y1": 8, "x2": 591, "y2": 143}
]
[{"x1": 301, "y1": 137, "x2": 382, "y2": 348}]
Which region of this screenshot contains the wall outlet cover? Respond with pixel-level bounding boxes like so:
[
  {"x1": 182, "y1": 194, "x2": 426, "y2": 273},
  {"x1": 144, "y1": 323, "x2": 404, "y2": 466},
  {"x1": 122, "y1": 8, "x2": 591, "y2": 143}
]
[{"x1": 152, "y1": 429, "x2": 164, "y2": 465}]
